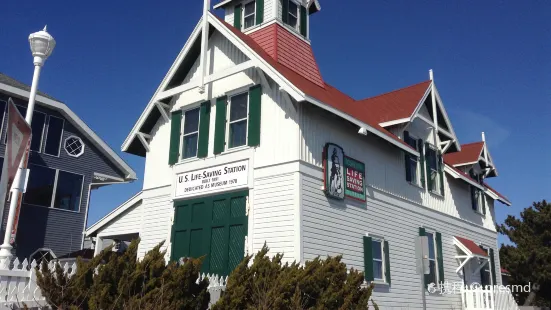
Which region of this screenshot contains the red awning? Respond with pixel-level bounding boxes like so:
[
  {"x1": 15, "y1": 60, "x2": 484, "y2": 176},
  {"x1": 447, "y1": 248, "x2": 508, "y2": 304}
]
[{"x1": 454, "y1": 236, "x2": 488, "y2": 257}]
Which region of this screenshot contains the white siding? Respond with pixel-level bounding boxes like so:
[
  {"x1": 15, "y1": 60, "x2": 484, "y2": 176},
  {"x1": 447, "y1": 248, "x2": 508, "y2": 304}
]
[
  {"x1": 299, "y1": 103, "x2": 497, "y2": 231},
  {"x1": 138, "y1": 187, "x2": 173, "y2": 260},
  {"x1": 96, "y1": 201, "x2": 142, "y2": 237},
  {"x1": 252, "y1": 171, "x2": 297, "y2": 262},
  {"x1": 301, "y1": 170, "x2": 501, "y2": 310}
]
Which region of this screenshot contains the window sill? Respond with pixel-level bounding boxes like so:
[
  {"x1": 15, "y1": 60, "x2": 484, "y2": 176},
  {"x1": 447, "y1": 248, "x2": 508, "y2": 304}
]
[
  {"x1": 24, "y1": 203, "x2": 81, "y2": 214},
  {"x1": 223, "y1": 145, "x2": 250, "y2": 155},
  {"x1": 429, "y1": 190, "x2": 444, "y2": 198},
  {"x1": 178, "y1": 156, "x2": 201, "y2": 165},
  {"x1": 474, "y1": 210, "x2": 486, "y2": 217},
  {"x1": 372, "y1": 280, "x2": 389, "y2": 287},
  {"x1": 408, "y1": 181, "x2": 424, "y2": 190}
]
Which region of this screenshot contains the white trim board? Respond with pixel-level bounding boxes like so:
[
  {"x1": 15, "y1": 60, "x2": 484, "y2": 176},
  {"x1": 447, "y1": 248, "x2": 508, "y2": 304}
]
[{"x1": 0, "y1": 82, "x2": 137, "y2": 181}]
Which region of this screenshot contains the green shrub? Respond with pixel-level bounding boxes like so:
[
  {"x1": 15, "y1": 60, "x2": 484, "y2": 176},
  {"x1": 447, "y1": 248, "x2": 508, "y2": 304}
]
[
  {"x1": 36, "y1": 239, "x2": 210, "y2": 310},
  {"x1": 212, "y1": 244, "x2": 378, "y2": 310}
]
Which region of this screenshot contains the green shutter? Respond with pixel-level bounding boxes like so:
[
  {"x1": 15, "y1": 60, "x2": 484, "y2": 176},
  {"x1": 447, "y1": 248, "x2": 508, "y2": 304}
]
[
  {"x1": 282, "y1": 0, "x2": 289, "y2": 24},
  {"x1": 489, "y1": 248, "x2": 497, "y2": 285},
  {"x1": 438, "y1": 151, "x2": 445, "y2": 196},
  {"x1": 404, "y1": 132, "x2": 412, "y2": 182},
  {"x1": 169, "y1": 110, "x2": 182, "y2": 165},
  {"x1": 363, "y1": 236, "x2": 373, "y2": 281},
  {"x1": 418, "y1": 139, "x2": 426, "y2": 188},
  {"x1": 247, "y1": 84, "x2": 262, "y2": 147},
  {"x1": 384, "y1": 240, "x2": 391, "y2": 285},
  {"x1": 300, "y1": 5, "x2": 307, "y2": 37},
  {"x1": 197, "y1": 101, "x2": 210, "y2": 158},
  {"x1": 234, "y1": 4, "x2": 242, "y2": 30},
  {"x1": 435, "y1": 232, "x2": 444, "y2": 283},
  {"x1": 214, "y1": 96, "x2": 227, "y2": 155},
  {"x1": 425, "y1": 143, "x2": 433, "y2": 190},
  {"x1": 256, "y1": 0, "x2": 264, "y2": 25}
]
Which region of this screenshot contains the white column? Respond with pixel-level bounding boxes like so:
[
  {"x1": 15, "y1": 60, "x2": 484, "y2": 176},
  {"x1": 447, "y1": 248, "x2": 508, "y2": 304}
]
[{"x1": 94, "y1": 237, "x2": 104, "y2": 257}]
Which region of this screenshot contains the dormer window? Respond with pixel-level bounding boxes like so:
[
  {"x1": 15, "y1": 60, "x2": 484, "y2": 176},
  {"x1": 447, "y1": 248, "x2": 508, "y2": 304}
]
[
  {"x1": 287, "y1": 0, "x2": 299, "y2": 29},
  {"x1": 243, "y1": 1, "x2": 256, "y2": 29}
]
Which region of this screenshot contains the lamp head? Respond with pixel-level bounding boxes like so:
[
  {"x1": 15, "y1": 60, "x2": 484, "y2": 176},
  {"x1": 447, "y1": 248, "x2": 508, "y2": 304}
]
[{"x1": 28, "y1": 25, "x2": 56, "y2": 66}]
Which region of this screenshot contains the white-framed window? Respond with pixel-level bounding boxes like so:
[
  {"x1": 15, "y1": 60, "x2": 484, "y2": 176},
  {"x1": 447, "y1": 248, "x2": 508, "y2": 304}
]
[
  {"x1": 426, "y1": 146, "x2": 440, "y2": 194},
  {"x1": 372, "y1": 238, "x2": 386, "y2": 281},
  {"x1": 2, "y1": 104, "x2": 49, "y2": 154},
  {"x1": 64, "y1": 136, "x2": 85, "y2": 157},
  {"x1": 479, "y1": 245, "x2": 492, "y2": 287},
  {"x1": 227, "y1": 91, "x2": 249, "y2": 149},
  {"x1": 473, "y1": 188, "x2": 485, "y2": 214},
  {"x1": 243, "y1": 0, "x2": 256, "y2": 29},
  {"x1": 405, "y1": 134, "x2": 421, "y2": 186},
  {"x1": 286, "y1": 0, "x2": 300, "y2": 30},
  {"x1": 44, "y1": 115, "x2": 65, "y2": 156},
  {"x1": 181, "y1": 107, "x2": 200, "y2": 159},
  {"x1": 425, "y1": 231, "x2": 439, "y2": 285},
  {"x1": 23, "y1": 164, "x2": 84, "y2": 212}
]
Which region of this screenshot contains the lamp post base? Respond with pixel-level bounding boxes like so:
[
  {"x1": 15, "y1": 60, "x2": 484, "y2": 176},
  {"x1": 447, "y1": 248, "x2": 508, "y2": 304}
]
[{"x1": 0, "y1": 244, "x2": 13, "y2": 259}]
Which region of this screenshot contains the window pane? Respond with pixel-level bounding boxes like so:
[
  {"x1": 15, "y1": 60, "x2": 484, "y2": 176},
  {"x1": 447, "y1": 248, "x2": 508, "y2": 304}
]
[
  {"x1": 45, "y1": 116, "x2": 64, "y2": 156},
  {"x1": 430, "y1": 170, "x2": 438, "y2": 191},
  {"x1": 183, "y1": 108, "x2": 200, "y2": 134},
  {"x1": 0, "y1": 157, "x2": 3, "y2": 180},
  {"x1": 426, "y1": 233, "x2": 435, "y2": 259},
  {"x1": 428, "y1": 260, "x2": 437, "y2": 284},
  {"x1": 372, "y1": 240, "x2": 382, "y2": 260},
  {"x1": 410, "y1": 158, "x2": 418, "y2": 183},
  {"x1": 24, "y1": 165, "x2": 56, "y2": 207},
  {"x1": 30, "y1": 112, "x2": 46, "y2": 152},
  {"x1": 54, "y1": 171, "x2": 83, "y2": 211},
  {"x1": 289, "y1": 1, "x2": 298, "y2": 15},
  {"x1": 230, "y1": 93, "x2": 248, "y2": 121},
  {"x1": 244, "y1": 1, "x2": 255, "y2": 15},
  {"x1": 373, "y1": 261, "x2": 383, "y2": 280},
  {"x1": 229, "y1": 120, "x2": 247, "y2": 148},
  {"x1": 288, "y1": 15, "x2": 298, "y2": 28},
  {"x1": 16, "y1": 105, "x2": 27, "y2": 118},
  {"x1": 244, "y1": 15, "x2": 255, "y2": 29},
  {"x1": 182, "y1": 133, "x2": 198, "y2": 159}
]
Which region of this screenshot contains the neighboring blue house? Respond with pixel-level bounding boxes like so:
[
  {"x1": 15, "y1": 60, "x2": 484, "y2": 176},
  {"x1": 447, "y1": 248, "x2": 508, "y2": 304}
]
[{"x1": 0, "y1": 73, "x2": 136, "y2": 261}]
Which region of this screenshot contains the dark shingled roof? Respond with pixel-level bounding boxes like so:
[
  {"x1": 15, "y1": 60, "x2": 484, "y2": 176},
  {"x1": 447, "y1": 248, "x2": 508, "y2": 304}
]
[{"x1": 0, "y1": 72, "x2": 60, "y2": 101}]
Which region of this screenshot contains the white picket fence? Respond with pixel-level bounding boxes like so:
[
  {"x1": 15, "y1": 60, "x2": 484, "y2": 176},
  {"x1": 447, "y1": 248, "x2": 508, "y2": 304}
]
[
  {"x1": 198, "y1": 273, "x2": 228, "y2": 306},
  {"x1": 461, "y1": 285, "x2": 520, "y2": 310},
  {"x1": 0, "y1": 258, "x2": 76, "y2": 309}
]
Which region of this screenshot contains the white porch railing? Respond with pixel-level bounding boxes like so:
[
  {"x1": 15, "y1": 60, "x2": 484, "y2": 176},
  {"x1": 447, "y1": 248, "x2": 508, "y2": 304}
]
[
  {"x1": 461, "y1": 285, "x2": 520, "y2": 310},
  {"x1": 0, "y1": 258, "x2": 76, "y2": 309}
]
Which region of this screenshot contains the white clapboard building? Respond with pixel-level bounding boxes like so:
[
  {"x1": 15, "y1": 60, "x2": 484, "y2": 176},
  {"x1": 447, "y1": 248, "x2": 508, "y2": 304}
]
[{"x1": 85, "y1": 1, "x2": 512, "y2": 308}]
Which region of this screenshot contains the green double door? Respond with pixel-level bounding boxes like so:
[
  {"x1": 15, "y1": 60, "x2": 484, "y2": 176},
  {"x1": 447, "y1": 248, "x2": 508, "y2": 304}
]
[{"x1": 170, "y1": 190, "x2": 248, "y2": 276}]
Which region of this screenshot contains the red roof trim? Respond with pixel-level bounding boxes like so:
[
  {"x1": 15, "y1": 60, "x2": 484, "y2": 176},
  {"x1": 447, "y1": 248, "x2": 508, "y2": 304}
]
[
  {"x1": 444, "y1": 142, "x2": 484, "y2": 166},
  {"x1": 455, "y1": 236, "x2": 488, "y2": 257}
]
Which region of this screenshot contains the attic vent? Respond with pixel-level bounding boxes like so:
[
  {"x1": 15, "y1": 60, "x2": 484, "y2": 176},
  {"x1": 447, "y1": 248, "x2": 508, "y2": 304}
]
[{"x1": 65, "y1": 136, "x2": 85, "y2": 157}]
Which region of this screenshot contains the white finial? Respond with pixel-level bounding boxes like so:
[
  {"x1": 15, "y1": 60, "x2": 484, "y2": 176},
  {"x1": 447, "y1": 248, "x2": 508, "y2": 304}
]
[
  {"x1": 43, "y1": 25, "x2": 47, "y2": 32},
  {"x1": 482, "y1": 132, "x2": 486, "y2": 142},
  {"x1": 429, "y1": 69, "x2": 434, "y2": 81}
]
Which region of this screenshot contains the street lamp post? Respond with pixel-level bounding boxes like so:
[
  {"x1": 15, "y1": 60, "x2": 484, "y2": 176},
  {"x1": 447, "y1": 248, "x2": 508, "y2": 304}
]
[{"x1": 0, "y1": 26, "x2": 55, "y2": 259}]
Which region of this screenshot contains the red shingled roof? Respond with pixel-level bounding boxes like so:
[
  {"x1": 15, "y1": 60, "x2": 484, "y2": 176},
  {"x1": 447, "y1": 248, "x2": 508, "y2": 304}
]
[
  {"x1": 444, "y1": 142, "x2": 484, "y2": 166},
  {"x1": 215, "y1": 15, "x2": 414, "y2": 151},
  {"x1": 455, "y1": 236, "x2": 488, "y2": 257},
  {"x1": 357, "y1": 80, "x2": 432, "y2": 125},
  {"x1": 249, "y1": 24, "x2": 324, "y2": 88}
]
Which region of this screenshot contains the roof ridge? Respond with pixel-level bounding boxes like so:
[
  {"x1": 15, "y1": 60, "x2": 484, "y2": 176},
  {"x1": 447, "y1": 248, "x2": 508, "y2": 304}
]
[{"x1": 357, "y1": 80, "x2": 431, "y2": 103}]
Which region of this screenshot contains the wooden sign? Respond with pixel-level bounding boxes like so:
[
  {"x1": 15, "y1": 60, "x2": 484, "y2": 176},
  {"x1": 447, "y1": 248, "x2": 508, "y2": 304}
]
[{"x1": 344, "y1": 156, "x2": 366, "y2": 201}]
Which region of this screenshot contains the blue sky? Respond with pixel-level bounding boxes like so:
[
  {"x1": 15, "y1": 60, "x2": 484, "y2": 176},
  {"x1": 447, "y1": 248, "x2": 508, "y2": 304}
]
[{"x1": 1, "y1": 1, "x2": 549, "y2": 246}]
